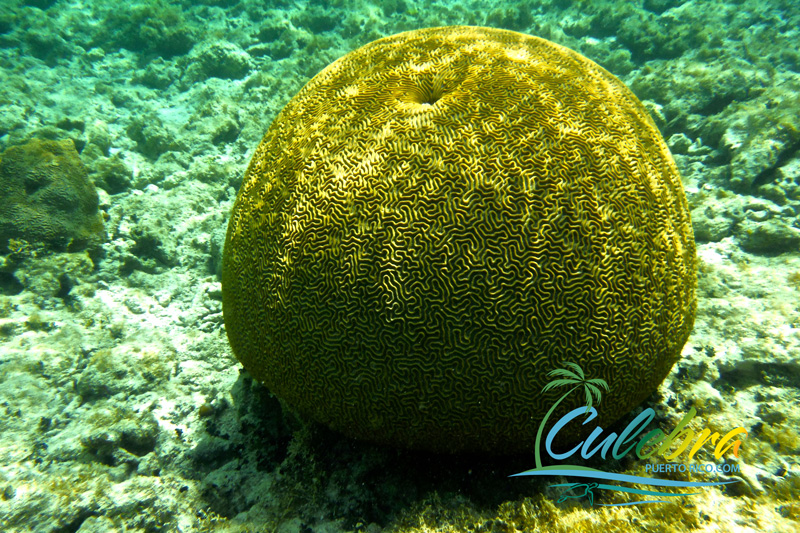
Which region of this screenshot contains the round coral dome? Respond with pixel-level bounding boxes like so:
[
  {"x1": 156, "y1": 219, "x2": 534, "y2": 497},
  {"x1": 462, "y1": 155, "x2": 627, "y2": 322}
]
[{"x1": 222, "y1": 26, "x2": 696, "y2": 454}]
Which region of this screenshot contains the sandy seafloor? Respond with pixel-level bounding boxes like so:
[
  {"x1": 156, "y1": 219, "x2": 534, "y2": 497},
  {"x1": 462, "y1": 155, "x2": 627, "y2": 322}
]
[{"x1": 0, "y1": 0, "x2": 799, "y2": 531}]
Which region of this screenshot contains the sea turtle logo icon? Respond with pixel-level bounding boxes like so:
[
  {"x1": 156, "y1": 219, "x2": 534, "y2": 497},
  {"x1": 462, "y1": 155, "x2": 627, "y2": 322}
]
[{"x1": 557, "y1": 482, "x2": 599, "y2": 506}]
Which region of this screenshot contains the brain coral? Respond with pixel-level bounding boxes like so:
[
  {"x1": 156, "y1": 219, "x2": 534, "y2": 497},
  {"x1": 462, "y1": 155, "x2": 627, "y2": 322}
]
[
  {"x1": 0, "y1": 139, "x2": 105, "y2": 254},
  {"x1": 222, "y1": 26, "x2": 696, "y2": 454}
]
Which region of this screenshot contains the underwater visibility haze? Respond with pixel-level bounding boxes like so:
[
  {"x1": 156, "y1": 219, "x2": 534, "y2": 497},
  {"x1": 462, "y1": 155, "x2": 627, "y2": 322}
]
[{"x1": 0, "y1": 1, "x2": 799, "y2": 532}]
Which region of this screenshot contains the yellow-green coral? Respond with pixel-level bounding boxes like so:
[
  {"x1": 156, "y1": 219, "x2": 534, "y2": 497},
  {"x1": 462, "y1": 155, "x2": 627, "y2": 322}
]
[
  {"x1": 222, "y1": 26, "x2": 696, "y2": 453},
  {"x1": 0, "y1": 139, "x2": 105, "y2": 254}
]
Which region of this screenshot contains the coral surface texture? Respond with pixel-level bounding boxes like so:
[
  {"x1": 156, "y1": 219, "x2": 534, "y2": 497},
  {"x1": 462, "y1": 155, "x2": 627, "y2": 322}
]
[
  {"x1": 0, "y1": 138, "x2": 105, "y2": 253},
  {"x1": 222, "y1": 26, "x2": 697, "y2": 453}
]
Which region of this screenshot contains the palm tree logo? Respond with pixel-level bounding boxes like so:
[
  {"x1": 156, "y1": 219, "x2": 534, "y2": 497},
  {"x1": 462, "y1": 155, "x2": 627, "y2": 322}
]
[{"x1": 533, "y1": 362, "x2": 610, "y2": 470}]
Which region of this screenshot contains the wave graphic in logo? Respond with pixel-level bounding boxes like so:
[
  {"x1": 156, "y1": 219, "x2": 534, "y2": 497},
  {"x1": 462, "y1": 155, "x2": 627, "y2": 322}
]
[{"x1": 511, "y1": 465, "x2": 740, "y2": 506}]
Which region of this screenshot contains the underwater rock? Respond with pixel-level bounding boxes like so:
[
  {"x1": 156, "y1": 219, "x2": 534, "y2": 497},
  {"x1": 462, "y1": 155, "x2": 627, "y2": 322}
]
[
  {"x1": 126, "y1": 116, "x2": 180, "y2": 160},
  {"x1": 85, "y1": 119, "x2": 112, "y2": 158},
  {"x1": 718, "y1": 85, "x2": 800, "y2": 191},
  {"x1": 73, "y1": 516, "x2": 118, "y2": 533},
  {"x1": 758, "y1": 156, "x2": 800, "y2": 205},
  {"x1": 6, "y1": 251, "x2": 94, "y2": 301},
  {"x1": 91, "y1": 154, "x2": 133, "y2": 195},
  {"x1": 76, "y1": 343, "x2": 171, "y2": 401},
  {"x1": 691, "y1": 205, "x2": 735, "y2": 242},
  {"x1": 291, "y1": 9, "x2": 340, "y2": 34},
  {"x1": 0, "y1": 139, "x2": 105, "y2": 254},
  {"x1": 256, "y1": 22, "x2": 286, "y2": 43},
  {"x1": 190, "y1": 41, "x2": 253, "y2": 81},
  {"x1": 24, "y1": 30, "x2": 73, "y2": 66},
  {"x1": 136, "y1": 58, "x2": 182, "y2": 90},
  {"x1": 616, "y1": 7, "x2": 700, "y2": 61},
  {"x1": 735, "y1": 217, "x2": 800, "y2": 254},
  {"x1": 629, "y1": 58, "x2": 755, "y2": 138},
  {"x1": 668, "y1": 133, "x2": 693, "y2": 155},
  {"x1": 100, "y1": 3, "x2": 196, "y2": 59},
  {"x1": 222, "y1": 26, "x2": 697, "y2": 453}
]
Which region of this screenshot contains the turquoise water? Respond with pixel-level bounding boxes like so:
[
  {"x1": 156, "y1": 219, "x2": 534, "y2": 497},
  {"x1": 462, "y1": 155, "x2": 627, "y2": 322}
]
[{"x1": 0, "y1": 1, "x2": 799, "y2": 531}]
